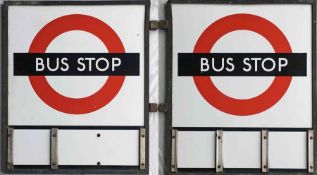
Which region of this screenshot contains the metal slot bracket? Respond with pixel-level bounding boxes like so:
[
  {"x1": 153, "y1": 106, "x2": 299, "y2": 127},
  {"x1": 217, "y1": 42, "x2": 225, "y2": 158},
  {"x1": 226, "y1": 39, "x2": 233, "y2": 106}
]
[
  {"x1": 149, "y1": 20, "x2": 168, "y2": 30},
  {"x1": 149, "y1": 103, "x2": 167, "y2": 112},
  {"x1": 308, "y1": 130, "x2": 314, "y2": 173},
  {"x1": 216, "y1": 130, "x2": 223, "y2": 173},
  {"x1": 139, "y1": 128, "x2": 146, "y2": 170},
  {"x1": 171, "y1": 129, "x2": 178, "y2": 173},
  {"x1": 7, "y1": 127, "x2": 14, "y2": 170},
  {"x1": 261, "y1": 130, "x2": 269, "y2": 173},
  {"x1": 50, "y1": 128, "x2": 58, "y2": 170}
]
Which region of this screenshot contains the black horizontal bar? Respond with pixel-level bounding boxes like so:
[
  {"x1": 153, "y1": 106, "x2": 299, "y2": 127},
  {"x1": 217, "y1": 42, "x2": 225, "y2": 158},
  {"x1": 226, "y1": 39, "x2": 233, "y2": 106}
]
[
  {"x1": 14, "y1": 53, "x2": 140, "y2": 76},
  {"x1": 178, "y1": 53, "x2": 307, "y2": 76}
]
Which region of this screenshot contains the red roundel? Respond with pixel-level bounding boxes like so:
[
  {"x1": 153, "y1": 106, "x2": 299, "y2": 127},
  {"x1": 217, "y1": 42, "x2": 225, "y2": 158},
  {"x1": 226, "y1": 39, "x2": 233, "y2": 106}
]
[
  {"x1": 193, "y1": 14, "x2": 292, "y2": 116},
  {"x1": 29, "y1": 14, "x2": 125, "y2": 114}
]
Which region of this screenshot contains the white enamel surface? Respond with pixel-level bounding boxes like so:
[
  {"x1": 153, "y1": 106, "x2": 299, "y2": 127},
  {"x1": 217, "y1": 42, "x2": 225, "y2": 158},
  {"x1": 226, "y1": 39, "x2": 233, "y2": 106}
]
[
  {"x1": 269, "y1": 132, "x2": 307, "y2": 169},
  {"x1": 13, "y1": 129, "x2": 50, "y2": 165},
  {"x1": 223, "y1": 131, "x2": 261, "y2": 168},
  {"x1": 58, "y1": 130, "x2": 139, "y2": 165},
  {"x1": 177, "y1": 131, "x2": 215, "y2": 168}
]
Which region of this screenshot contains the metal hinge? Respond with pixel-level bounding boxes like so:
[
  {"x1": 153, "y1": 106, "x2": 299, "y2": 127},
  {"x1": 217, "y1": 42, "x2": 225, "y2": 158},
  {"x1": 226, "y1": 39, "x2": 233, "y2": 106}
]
[
  {"x1": 149, "y1": 103, "x2": 158, "y2": 112},
  {"x1": 149, "y1": 103, "x2": 168, "y2": 112},
  {"x1": 149, "y1": 20, "x2": 168, "y2": 30},
  {"x1": 158, "y1": 103, "x2": 168, "y2": 112}
]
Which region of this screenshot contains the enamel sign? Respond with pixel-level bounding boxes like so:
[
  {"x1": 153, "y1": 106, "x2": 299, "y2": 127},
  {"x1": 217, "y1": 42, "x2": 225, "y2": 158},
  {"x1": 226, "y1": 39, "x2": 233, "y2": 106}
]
[
  {"x1": 8, "y1": 5, "x2": 146, "y2": 126},
  {"x1": 172, "y1": 4, "x2": 313, "y2": 128}
]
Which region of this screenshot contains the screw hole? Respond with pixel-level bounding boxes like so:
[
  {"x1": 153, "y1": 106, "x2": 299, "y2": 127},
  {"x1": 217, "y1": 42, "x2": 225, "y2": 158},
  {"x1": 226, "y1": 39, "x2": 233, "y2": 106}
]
[
  {"x1": 97, "y1": 133, "x2": 101, "y2": 137},
  {"x1": 218, "y1": 136, "x2": 221, "y2": 139},
  {"x1": 97, "y1": 162, "x2": 101, "y2": 166}
]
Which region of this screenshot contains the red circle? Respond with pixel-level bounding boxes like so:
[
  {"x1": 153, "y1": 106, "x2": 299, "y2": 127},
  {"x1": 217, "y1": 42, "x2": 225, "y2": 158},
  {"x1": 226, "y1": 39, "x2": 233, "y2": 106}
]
[
  {"x1": 193, "y1": 14, "x2": 292, "y2": 116},
  {"x1": 28, "y1": 14, "x2": 125, "y2": 114}
]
